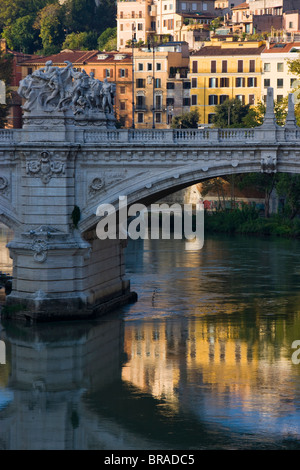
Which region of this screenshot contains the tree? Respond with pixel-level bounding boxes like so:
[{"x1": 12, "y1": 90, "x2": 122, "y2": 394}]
[
  {"x1": 62, "y1": 31, "x2": 98, "y2": 50},
  {"x1": 0, "y1": 49, "x2": 13, "y2": 127},
  {"x1": 235, "y1": 173, "x2": 277, "y2": 218},
  {"x1": 2, "y1": 15, "x2": 41, "y2": 53},
  {"x1": 34, "y1": 3, "x2": 66, "y2": 54},
  {"x1": 0, "y1": 0, "x2": 55, "y2": 30},
  {"x1": 64, "y1": 0, "x2": 98, "y2": 33},
  {"x1": 212, "y1": 98, "x2": 252, "y2": 128},
  {"x1": 171, "y1": 109, "x2": 199, "y2": 128},
  {"x1": 276, "y1": 173, "x2": 300, "y2": 219},
  {"x1": 97, "y1": 27, "x2": 117, "y2": 51}
]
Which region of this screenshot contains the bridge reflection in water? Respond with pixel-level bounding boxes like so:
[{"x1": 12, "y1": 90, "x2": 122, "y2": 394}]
[{"x1": 1, "y1": 233, "x2": 300, "y2": 449}]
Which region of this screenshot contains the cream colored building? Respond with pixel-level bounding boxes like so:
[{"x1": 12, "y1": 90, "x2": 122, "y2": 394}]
[
  {"x1": 117, "y1": 0, "x2": 216, "y2": 51},
  {"x1": 133, "y1": 42, "x2": 190, "y2": 128},
  {"x1": 260, "y1": 41, "x2": 300, "y2": 103}
]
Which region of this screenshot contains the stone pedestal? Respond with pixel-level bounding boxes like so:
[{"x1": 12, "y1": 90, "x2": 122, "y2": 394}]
[{"x1": 5, "y1": 227, "x2": 136, "y2": 322}]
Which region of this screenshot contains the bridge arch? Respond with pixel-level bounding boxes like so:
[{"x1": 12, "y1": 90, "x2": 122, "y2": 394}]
[{"x1": 79, "y1": 160, "x2": 300, "y2": 234}]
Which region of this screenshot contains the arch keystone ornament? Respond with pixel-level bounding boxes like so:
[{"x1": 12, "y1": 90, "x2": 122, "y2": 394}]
[{"x1": 260, "y1": 151, "x2": 277, "y2": 174}]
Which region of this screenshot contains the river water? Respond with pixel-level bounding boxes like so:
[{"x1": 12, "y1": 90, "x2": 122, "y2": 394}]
[{"x1": 1, "y1": 229, "x2": 300, "y2": 450}]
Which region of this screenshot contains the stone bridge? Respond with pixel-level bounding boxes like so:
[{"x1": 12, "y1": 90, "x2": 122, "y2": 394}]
[{"x1": 0, "y1": 68, "x2": 299, "y2": 321}]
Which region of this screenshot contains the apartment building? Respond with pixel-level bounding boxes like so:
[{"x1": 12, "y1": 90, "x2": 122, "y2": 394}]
[
  {"x1": 189, "y1": 37, "x2": 265, "y2": 125},
  {"x1": 229, "y1": 0, "x2": 300, "y2": 34},
  {"x1": 261, "y1": 41, "x2": 300, "y2": 103},
  {"x1": 133, "y1": 41, "x2": 190, "y2": 128},
  {"x1": 117, "y1": 0, "x2": 216, "y2": 51},
  {"x1": 19, "y1": 49, "x2": 134, "y2": 128}
]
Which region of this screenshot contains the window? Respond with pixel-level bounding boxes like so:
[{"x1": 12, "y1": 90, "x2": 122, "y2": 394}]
[
  {"x1": 238, "y1": 60, "x2": 243, "y2": 73},
  {"x1": 192, "y1": 2, "x2": 197, "y2": 10},
  {"x1": 247, "y1": 77, "x2": 256, "y2": 87},
  {"x1": 167, "y1": 82, "x2": 175, "y2": 89},
  {"x1": 120, "y1": 101, "x2": 126, "y2": 110},
  {"x1": 166, "y1": 98, "x2": 174, "y2": 106},
  {"x1": 208, "y1": 113, "x2": 215, "y2": 124},
  {"x1": 192, "y1": 61, "x2": 198, "y2": 73},
  {"x1": 120, "y1": 39, "x2": 123, "y2": 46},
  {"x1": 136, "y1": 78, "x2": 145, "y2": 88},
  {"x1": 131, "y1": 11, "x2": 135, "y2": 18},
  {"x1": 120, "y1": 24, "x2": 123, "y2": 31},
  {"x1": 27, "y1": 67, "x2": 33, "y2": 75},
  {"x1": 155, "y1": 95, "x2": 162, "y2": 109},
  {"x1": 119, "y1": 68, "x2": 128, "y2": 78},
  {"x1": 147, "y1": 63, "x2": 152, "y2": 71},
  {"x1": 277, "y1": 62, "x2": 284, "y2": 72},
  {"x1": 277, "y1": 78, "x2": 283, "y2": 88},
  {"x1": 105, "y1": 69, "x2": 112, "y2": 78},
  {"x1": 203, "y1": 2, "x2": 207, "y2": 10},
  {"x1": 220, "y1": 77, "x2": 229, "y2": 87},
  {"x1": 264, "y1": 78, "x2": 270, "y2": 88},
  {"x1": 249, "y1": 94, "x2": 255, "y2": 105},
  {"x1": 181, "y1": 2, "x2": 186, "y2": 9},
  {"x1": 264, "y1": 63, "x2": 270, "y2": 72},
  {"x1": 219, "y1": 95, "x2": 229, "y2": 104},
  {"x1": 209, "y1": 77, "x2": 218, "y2": 88},
  {"x1": 192, "y1": 77, "x2": 197, "y2": 88},
  {"x1": 138, "y1": 23, "x2": 143, "y2": 30},
  {"x1": 137, "y1": 113, "x2": 144, "y2": 123},
  {"x1": 222, "y1": 60, "x2": 227, "y2": 73},
  {"x1": 209, "y1": 95, "x2": 218, "y2": 105},
  {"x1": 156, "y1": 63, "x2": 161, "y2": 71},
  {"x1": 139, "y1": 10, "x2": 142, "y2": 17},
  {"x1": 191, "y1": 95, "x2": 197, "y2": 105},
  {"x1": 183, "y1": 81, "x2": 191, "y2": 89},
  {"x1": 155, "y1": 78, "x2": 161, "y2": 88},
  {"x1": 236, "y1": 77, "x2": 244, "y2": 87},
  {"x1": 289, "y1": 21, "x2": 293, "y2": 28},
  {"x1": 120, "y1": 86, "x2": 126, "y2": 94},
  {"x1": 136, "y1": 95, "x2": 145, "y2": 109},
  {"x1": 138, "y1": 63, "x2": 144, "y2": 71},
  {"x1": 235, "y1": 94, "x2": 245, "y2": 104},
  {"x1": 211, "y1": 60, "x2": 216, "y2": 73},
  {"x1": 155, "y1": 113, "x2": 161, "y2": 123},
  {"x1": 291, "y1": 78, "x2": 297, "y2": 88},
  {"x1": 249, "y1": 60, "x2": 255, "y2": 73},
  {"x1": 183, "y1": 97, "x2": 190, "y2": 106}
]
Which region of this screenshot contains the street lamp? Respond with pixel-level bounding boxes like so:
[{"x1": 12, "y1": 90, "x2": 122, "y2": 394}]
[{"x1": 132, "y1": 25, "x2": 137, "y2": 129}]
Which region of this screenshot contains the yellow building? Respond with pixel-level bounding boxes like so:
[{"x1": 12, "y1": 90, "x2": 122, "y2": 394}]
[{"x1": 189, "y1": 38, "x2": 266, "y2": 125}]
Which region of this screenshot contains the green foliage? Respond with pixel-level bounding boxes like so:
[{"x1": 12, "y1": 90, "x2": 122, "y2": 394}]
[
  {"x1": 2, "y1": 15, "x2": 40, "y2": 53},
  {"x1": 276, "y1": 173, "x2": 300, "y2": 220},
  {"x1": 0, "y1": 0, "x2": 54, "y2": 30},
  {"x1": 212, "y1": 98, "x2": 252, "y2": 128},
  {"x1": 97, "y1": 27, "x2": 117, "y2": 51},
  {"x1": 34, "y1": 3, "x2": 65, "y2": 53},
  {"x1": 205, "y1": 208, "x2": 300, "y2": 238},
  {"x1": 171, "y1": 108, "x2": 199, "y2": 128},
  {"x1": 62, "y1": 31, "x2": 98, "y2": 50},
  {"x1": 0, "y1": 0, "x2": 116, "y2": 54}
]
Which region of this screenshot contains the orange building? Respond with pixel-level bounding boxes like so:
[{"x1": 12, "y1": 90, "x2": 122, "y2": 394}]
[{"x1": 18, "y1": 49, "x2": 134, "y2": 128}]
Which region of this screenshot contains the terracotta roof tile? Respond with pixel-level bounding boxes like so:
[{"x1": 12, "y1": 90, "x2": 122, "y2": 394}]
[{"x1": 191, "y1": 45, "x2": 266, "y2": 56}]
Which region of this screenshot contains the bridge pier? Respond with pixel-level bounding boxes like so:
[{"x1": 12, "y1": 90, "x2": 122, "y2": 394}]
[{"x1": 5, "y1": 229, "x2": 135, "y2": 322}]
